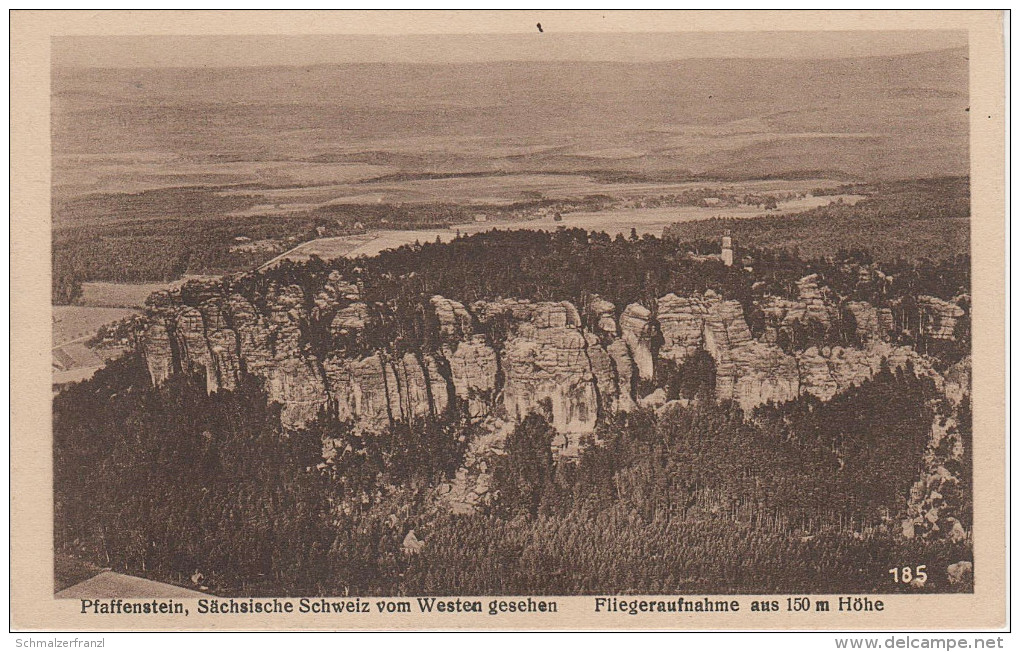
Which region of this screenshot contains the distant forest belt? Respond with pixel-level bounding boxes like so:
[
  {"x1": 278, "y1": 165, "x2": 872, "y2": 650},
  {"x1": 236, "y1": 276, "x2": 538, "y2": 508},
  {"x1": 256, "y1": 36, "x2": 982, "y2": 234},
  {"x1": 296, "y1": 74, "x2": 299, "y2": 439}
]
[
  {"x1": 50, "y1": 176, "x2": 970, "y2": 305},
  {"x1": 666, "y1": 215, "x2": 970, "y2": 263},
  {"x1": 665, "y1": 177, "x2": 970, "y2": 261}
]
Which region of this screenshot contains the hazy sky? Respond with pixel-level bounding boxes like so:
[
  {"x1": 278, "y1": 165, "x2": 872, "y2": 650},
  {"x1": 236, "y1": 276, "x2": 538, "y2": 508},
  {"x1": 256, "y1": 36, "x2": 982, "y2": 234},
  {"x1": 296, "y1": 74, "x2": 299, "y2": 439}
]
[{"x1": 53, "y1": 31, "x2": 967, "y2": 68}]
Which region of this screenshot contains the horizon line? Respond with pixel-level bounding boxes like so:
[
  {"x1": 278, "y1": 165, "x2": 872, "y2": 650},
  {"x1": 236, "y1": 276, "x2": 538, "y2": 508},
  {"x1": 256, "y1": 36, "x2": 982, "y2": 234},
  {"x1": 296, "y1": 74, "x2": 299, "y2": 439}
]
[
  {"x1": 52, "y1": 45, "x2": 968, "y2": 71},
  {"x1": 51, "y1": 31, "x2": 967, "y2": 69}
]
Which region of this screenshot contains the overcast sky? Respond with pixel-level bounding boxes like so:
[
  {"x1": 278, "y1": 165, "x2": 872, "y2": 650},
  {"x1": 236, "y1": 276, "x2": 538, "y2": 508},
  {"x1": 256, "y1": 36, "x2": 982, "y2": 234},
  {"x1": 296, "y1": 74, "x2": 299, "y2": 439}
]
[{"x1": 52, "y1": 31, "x2": 967, "y2": 68}]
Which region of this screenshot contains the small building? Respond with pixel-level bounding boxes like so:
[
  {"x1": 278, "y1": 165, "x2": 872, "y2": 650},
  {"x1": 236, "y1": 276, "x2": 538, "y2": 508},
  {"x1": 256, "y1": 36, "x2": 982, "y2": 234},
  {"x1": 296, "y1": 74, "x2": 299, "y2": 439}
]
[
  {"x1": 474, "y1": 214, "x2": 488, "y2": 223},
  {"x1": 702, "y1": 197, "x2": 722, "y2": 207}
]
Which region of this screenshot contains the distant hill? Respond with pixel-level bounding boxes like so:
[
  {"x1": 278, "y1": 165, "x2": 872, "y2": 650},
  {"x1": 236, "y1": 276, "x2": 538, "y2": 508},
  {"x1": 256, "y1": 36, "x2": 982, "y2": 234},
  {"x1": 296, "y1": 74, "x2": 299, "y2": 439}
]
[{"x1": 53, "y1": 48, "x2": 968, "y2": 195}]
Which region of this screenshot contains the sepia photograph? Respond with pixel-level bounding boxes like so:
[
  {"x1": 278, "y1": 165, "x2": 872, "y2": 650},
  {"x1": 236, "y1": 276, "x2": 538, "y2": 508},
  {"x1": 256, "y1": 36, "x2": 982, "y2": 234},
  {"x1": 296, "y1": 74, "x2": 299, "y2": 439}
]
[{"x1": 10, "y1": 10, "x2": 1007, "y2": 633}]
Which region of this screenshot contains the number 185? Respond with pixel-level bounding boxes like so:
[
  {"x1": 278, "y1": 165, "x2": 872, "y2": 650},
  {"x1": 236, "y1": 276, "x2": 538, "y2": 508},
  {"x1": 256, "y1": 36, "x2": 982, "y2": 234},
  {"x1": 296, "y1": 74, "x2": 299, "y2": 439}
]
[{"x1": 889, "y1": 565, "x2": 927, "y2": 584}]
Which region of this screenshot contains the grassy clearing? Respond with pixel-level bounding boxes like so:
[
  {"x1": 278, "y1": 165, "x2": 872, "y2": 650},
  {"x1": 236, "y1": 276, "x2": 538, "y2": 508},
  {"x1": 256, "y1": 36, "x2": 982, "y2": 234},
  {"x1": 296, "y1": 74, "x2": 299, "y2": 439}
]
[
  {"x1": 53, "y1": 306, "x2": 138, "y2": 347},
  {"x1": 79, "y1": 281, "x2": 169, "y2": 308}
]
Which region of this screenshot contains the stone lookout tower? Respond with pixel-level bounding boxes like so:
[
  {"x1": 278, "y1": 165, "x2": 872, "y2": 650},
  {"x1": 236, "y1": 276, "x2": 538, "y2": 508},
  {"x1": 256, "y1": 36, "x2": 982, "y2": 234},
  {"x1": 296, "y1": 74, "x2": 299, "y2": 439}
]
[{"x1": 721, "y1": 230, "x2": 734, "y2": 267}]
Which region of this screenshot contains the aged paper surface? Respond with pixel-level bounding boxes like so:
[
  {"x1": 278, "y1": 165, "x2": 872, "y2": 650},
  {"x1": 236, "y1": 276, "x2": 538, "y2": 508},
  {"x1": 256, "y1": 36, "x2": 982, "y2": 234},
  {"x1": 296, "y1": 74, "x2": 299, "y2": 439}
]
[{"x1": 12, "y1": 10, "x2": 1006, "y2": 631}]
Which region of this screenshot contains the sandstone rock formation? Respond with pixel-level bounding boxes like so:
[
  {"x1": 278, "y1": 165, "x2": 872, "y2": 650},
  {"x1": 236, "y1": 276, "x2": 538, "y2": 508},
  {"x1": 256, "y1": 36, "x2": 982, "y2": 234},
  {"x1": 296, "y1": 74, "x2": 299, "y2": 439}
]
[
  {"x1": 172, "y1": 306, "x2": 218, "y2": 389},
  {"x1": 656, "y1": 293, "x2": 708, "y2": 364},
  {"x1": 331, "y1": 302, "x2": 369, "y2": 337},
  {"x1": 606, "y1": 340, "x2": 637, "y2": 412},
  {"x1": 845, "y1": 300, "x2": 883, "y2": 342},
  {"x1": 620, "y1": 303, "x2": 655, "y2": 381},
  {"x1": 139, "y1": 274, "x2": 957, "y2": 445},
  {"x1": 797, "y1": 274, "x2": 837, "y2": 327},
  {"x1": 586, "y1": 296, "x2": 618, "y2": 337},
  {"x1": 430, "y1": 295, "x2": 473, "y2": 340},
  {"x1": 141, "y1": 322, "x2": 175, "y2": 386},
  {"x1": 901, "y1": 355, "x2": 970, "y2": 543},
  {"x1": 918, "y1": 295, "x2": 966, "y2": 340},
  {"x1": 947, "y1": 561, "x2": 973, "y2": 586},
  {"x1": 944, "y1": 356, "x2": 971, "y2": 406},
  {"x1": 133, "y1": 264, "x2": 970, "y2": 522},
  {"x1": 502, "y1": 308, "x2": 598, "y2": 435},
  {"x1": 447, "y1": 336, "x2": 498, "y2": 417}
]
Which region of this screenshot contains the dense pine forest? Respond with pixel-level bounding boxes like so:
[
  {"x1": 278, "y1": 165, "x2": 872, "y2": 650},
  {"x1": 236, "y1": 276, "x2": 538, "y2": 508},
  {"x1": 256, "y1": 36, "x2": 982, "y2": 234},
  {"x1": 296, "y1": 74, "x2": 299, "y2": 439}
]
[
  {"x1": 54, "y1": 352, "x2": 971, "y2": 596},
  {"x1": 665, "y1": 177, "x2": 970, "y2": 263},
  {"x1": 226, "y1": 227, "x2": 970, "y2": 370},
  {"x1": 54, "y1": 230, "x2": 972, "y2": 596}
]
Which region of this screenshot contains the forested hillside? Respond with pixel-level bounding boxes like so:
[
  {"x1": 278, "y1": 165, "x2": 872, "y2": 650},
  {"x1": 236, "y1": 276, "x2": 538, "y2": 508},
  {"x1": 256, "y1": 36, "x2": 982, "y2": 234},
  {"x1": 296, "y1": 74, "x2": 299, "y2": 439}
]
[
  {"x1": 54, "y1": 352, "x2": 970, "y2": 595},
  {"x1": 55, "y1": 233, "x2": 973, "y2": 596}
]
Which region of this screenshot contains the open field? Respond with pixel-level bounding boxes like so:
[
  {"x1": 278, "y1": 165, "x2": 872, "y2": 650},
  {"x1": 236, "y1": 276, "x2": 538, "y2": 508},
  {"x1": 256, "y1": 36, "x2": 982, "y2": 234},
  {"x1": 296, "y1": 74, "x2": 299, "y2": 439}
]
[
  {"x1": 77, "y1": 276, "x2": 222, "y2": 308},
  {"x1": 525, "y1": 193, "x2": 863, "y2": 235},
  {"x1": 53, "y1": 304, "x2": 145, "y2": 388},
  {"x1": 54, "y1": 51, "x2": 968, "y2": 218},
  {"x1": 222, "y1": 174, "x2": 844, "y2": 214},
  {"x1": 53, "y1": 306, "x2": 137, "y2": 388},
  {"x1": 52, "y1": 339, "x2": 121, "y2": 388},
  {"x1": 79, "y1": 281, "x2": 171, "y2": 308},
  {"x1": 261, "y1": 234, "x2": 376, "y2": 268},
  {"x1": 269, "y1": 193, "x2": 863, "y2": 263},
  {"x1": 53, "y1": 364, "x2": 105, "y2": 387},
  {"x1": 53, "y1": 306, "x2": 138, "y2": 347},
  {"x1": 53, "y1": 153, "x2": 396, "y2": 200}
]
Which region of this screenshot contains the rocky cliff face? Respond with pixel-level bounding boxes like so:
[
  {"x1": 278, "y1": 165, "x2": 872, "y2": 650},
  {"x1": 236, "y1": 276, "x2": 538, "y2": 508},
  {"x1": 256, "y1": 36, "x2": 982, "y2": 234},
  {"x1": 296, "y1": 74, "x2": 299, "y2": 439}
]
[
  {"x1": 903, "y1": 355, "x2": 972, "y2": 543},
  {"x1": 140, "y1": 273, "x2": 963, "y2": 452},
  {"x1": 918, "y1": 295, "x2": 967, "y2": 340},
  {"x1": 619, "y1": 303, "x2": 655, "y2": 381}
]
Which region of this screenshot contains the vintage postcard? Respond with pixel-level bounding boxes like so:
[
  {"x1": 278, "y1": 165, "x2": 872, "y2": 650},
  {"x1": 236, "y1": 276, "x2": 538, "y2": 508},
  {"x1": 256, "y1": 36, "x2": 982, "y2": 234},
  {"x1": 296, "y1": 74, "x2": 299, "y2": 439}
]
[{"x1": 11, "y1": 10, "x2": 1007, "y2": 632}]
